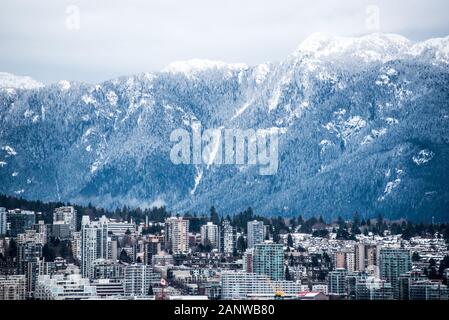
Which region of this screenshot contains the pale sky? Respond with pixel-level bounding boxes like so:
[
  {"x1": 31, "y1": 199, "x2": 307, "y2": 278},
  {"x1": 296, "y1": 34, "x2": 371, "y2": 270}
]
[{"x1": 1, "y1": 0, "x2": 448, "y2": 84}]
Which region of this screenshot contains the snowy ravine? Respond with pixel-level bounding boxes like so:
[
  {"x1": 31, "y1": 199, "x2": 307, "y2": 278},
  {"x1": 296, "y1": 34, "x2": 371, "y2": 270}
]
[{"x1": 1, "y1": 33, "x2": 449, "y2": 221}]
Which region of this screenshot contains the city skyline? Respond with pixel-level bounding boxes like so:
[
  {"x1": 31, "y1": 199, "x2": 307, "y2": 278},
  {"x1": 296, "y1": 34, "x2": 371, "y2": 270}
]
[{"x1": 1, "y1": 195, "x2": 449, "y2": 301}]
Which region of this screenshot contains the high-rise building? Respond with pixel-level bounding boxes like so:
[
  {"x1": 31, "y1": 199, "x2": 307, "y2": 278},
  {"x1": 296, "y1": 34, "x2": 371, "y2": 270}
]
[
  {"x1": 409, "y1": 281, "x2": 449, "y2": 300},
  {"x1": 0, "y1": 207, "x2": 7, "y2": 236},
  {"x1": 81, "y1": 215, "x2": 109, "y2": 279},
  {"x1": 51, "y1": 222, "x2": 71, "y2": 239},
  {"x1": 92, "y1": 259, "x2": 124, "y2": 280},
  {"x1": 243, "y1": 249, "x2": 254, "y2": 273},
  {"x1": 144, "y1": 238, "x2": 160, "y2": 265},
  {"x1": 328, "y1": 268, "x2": 348, "y2": 297},
  {"x1": 53, "y1": 206, "x2": 77, "y2": 233},
  {"x1": 253, "y1": 242, "x2": 284, "y2": 281},
  {"x1": 346, "y1": 272, "x2": 367, "y2": 300},
  {"x1": 379, "y1": 247, "x2": 411, "y2": 298},
  {"x1": 71, "y1": 231, "x2": 82, "y2": 261},
  {"x1": 247, "y1": 220, "x2": 264, "y2": 249},
  {"x1": 355, "y1": 277, "x2": 393, "y2": 300},
  {"x1": 219, "y1": 219, "x2": 236, "y2": 255},
  {"x1": 200, "y1": 222, "x2": 219, "y2": 248},
  {"x1": 335, "y1": 249, "x2": 355, "y2": 272},
  {"x1": 17, "y1": 229, "x2": 46, "y2": 246},
  {"x1": 354, "y1": 243, "x2": 380, "y2": 271},
  {"x1": 123, "y1": 264, "x2": 159, "y2": 297},
  {"x1": 397, "y1": 270, "x2": 427, "y2": 300},
  {"x1": 0, "y1": 275, "x2": 26, "y2": 300},
  {"x1": 26, "y1": 258, "x2": 56, "y2": 299},
  {"x1": 17, "y1": 241, "x2": 43, "y2": 275},
  {"x1": 164, "y1": 217, "x2": 189, "y2": 253},
  {"x1": 7, "y1": 210, "x2": 35, "y2": 237},
  {"x1": 33, "y1": 220, "x2": 48, "y2": 245}
]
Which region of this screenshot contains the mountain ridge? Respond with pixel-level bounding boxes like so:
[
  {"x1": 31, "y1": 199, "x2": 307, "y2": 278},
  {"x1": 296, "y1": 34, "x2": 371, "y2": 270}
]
[{"x1": 1, "y1": 33, "x2": 448, "y2": 221}]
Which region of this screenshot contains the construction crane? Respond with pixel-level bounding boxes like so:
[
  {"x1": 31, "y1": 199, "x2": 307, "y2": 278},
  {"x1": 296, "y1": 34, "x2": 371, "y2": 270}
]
[{"x1": 266, "y1": 278, "x2": 285, "y2": 300}]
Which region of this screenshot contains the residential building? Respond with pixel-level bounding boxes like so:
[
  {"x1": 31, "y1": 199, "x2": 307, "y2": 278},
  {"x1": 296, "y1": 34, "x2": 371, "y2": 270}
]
[
  {"x1": 108, "y1": 221, "x2": 136, "y2": 235},
  {"x1": 71, "y1": 232, "x2": 82, "y2": 261},
  {"x1": 219, "y1": 219, "x2": 236, "y2": 255},
  {"x1": 328, "y1": 268, "x2": 348, "y2": 297},
  {"x1": 247, "y1": 220, "x2": 264, "y2": 249},
  {"x1": 0, "y1": 207, "x2": 7, "y2": 236},
  {"x1": 355, "y1": 277, "x2": 393, "y2": 300},
  {"x1": 164, "y1": 217, "x2": 189, "y2": 253},
  {"x1": 7, "y1": 210, "x2": 35, "y2": 237},
  {"x1": 92, "y1": 279, "x2": 124, "y2": 298},
  {"x1": 123, "y1": 264, "x2": 159, "y2": 297},
  {"x1": 81, "y1": 215, "x2": 109, "y2": 279},
  {"x1": 253, "y1": 242, "x2": 284, "y2": 281},
  {"x1": 335, "y1": 249, "x2": 355, "y2": 272},
  {"x1": 17, "y1": 241, "x2": 42, "y2": 275},
  {"x1": 200, "y1": 222, "x2": 219, "y2": 248},
  {"x1": 409, "y1": 280, "x2": 449, "y2": 300},
  {"x1": 35, "y1": 274, "x2": 97, "y2": 300},
  {"x1": 221, "y1": 271, "x2": 302, "y2": 300},
  {"x1": 53, "y1": 206, "x2": 77, "y2": 233},
  {"x1": 355, "y1": 243, "x2": 380, "y2": 271},
  {"x1": 379, "y1": 247, "x2": 411, "y2": 298},
  {"x1": 92, "y1": 259, "x2": 124, "y2": 280},
  {"x1": 0, "y1": 275, "x2": 26, "y2": 300},
  {"x1": 242, "y1": 249, "x2": 254, "y2": 273},
  {"x1": 144, "y1": 238, "x2": 160, "y2": 265}
]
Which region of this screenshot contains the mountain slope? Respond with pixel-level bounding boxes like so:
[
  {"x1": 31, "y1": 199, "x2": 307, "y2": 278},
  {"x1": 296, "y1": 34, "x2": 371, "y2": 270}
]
[{"x1": 1, "y1": 33, "x2": 448, "y2": 221}]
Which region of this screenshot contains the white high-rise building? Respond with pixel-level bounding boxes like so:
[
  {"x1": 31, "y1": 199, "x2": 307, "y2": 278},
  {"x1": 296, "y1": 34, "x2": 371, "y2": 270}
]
[
  {"x1": 200, "y1": 222, "x2": 219, "y2": 248},
  {"x1": 72, "y1": 232, "x2": 82, "y2": 261},
  {"x1": 247, "y1": 220, "x2": 264, "y2": 249},
  {"x1": 220, "y1": 219, "x2": 236, "y2": 254},
  {"x1": 123, "y1": 264, "x2": 159, "y2": 297},
  {"x1": 81, "y1": 215, "x2": 109, "y2": 279},
  {"x1": 164, "y1": 217, "x2": 189, "y2": 253},
  {"x1": 53, "y1": 206, "x2": 77, "y2": 233},
  {"x1": 0, "y1": 207, "x2": 6, "y2": 236}
]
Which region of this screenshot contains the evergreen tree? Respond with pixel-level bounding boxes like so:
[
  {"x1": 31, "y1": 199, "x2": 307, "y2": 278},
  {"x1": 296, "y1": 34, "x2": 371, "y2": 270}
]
[
  {"x1": 237, "y1": 236, "x2": 247, "y2": 252},
  {"x1": 119, "y1": 249, "x2": 131, "y2": 263},
  {"x1": 210, "y1": 206, "x2": 220, "y2": 225},
  {"x1": 285, "y1": 266, "x2": 292, "y2": 281},
  {"x1": 8, "y1": 239, "x2": 17, "y2": 260},
  {"x1": 287, "y1": 234, "x2": 294, "y2": 248}
]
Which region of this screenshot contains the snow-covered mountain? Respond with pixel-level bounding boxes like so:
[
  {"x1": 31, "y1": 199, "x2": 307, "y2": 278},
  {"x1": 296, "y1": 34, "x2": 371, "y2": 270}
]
[
  {"x1": 1, "y1": 33, "x2": 448, "y2": 221},
  {"x1": 0, "y1": 72, "x2": 44, "y2": 90}
]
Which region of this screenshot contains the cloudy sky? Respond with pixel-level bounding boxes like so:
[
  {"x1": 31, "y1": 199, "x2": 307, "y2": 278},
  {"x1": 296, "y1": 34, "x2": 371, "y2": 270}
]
[{"x1": 1, "y1": 0, "x2": 448, "y2": 84}]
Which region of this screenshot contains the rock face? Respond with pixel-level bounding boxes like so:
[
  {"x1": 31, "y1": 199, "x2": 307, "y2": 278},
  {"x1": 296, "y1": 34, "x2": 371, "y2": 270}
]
[{"x1": 1, "y1": 34, "x2": 449, "y2": 221}]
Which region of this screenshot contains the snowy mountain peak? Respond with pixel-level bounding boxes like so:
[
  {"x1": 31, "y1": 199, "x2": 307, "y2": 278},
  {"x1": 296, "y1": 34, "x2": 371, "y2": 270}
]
[
  {"x1": 293, "y1": 33, "x2": 449, "y2": 66},
  {"x1": 295, "y1": 33, "x2": 411, "y2": 62},
  {"x1": 57, "y1": 80, "x2": 71, "y2": 91},
  {"x1": 0, "y1": 72, "x2": 44, "y2": 90},
  {"x1": 409, "y1": 36, "x2": 449, "y2": 64},
  {"x1": 297, "y1": 33, "x2": 411, "y2": 52}
]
